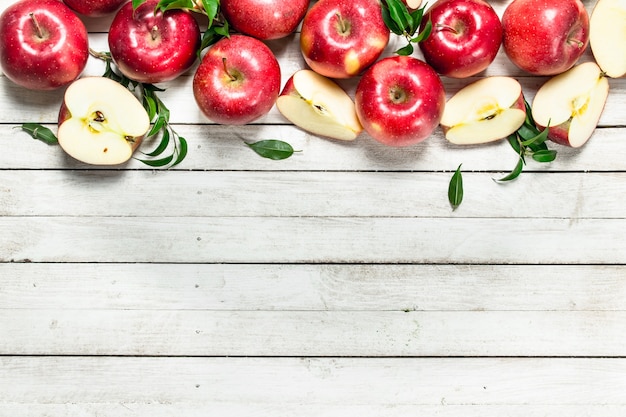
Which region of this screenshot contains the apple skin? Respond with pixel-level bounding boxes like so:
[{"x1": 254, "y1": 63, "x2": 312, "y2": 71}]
[
  {"x1": 300, "y1": 0, "x2": 390, "y2": 79},
  {"x1": 0, "y1": 0, "x2": 89, "y2": 90},
  {"x1": 220, "y1": 0, "x2": 310, "y2": 40},
  {"x1": 354, "y1": 56, "x2": 446, "y2": 147},
  {"x1": 419, "y1": 0, "x2": 503, "y2": 78},
  {"x1": 108, "y1": 0, "x2": 202, "y2": 84},
  {"x1": 502, "y1": 0, "x2": 589, "y2": 75},
  {"x1": 63, "y1": 0, "x2": 127, "y2": 17},
  {"x1": 193, "y1": 34, "x2": 282, "y2": 125}
]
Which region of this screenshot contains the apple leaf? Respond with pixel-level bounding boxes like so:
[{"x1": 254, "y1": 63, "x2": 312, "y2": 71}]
[
  {"x1": 19, "y1": 123, "x2": 58, "y2": 145},
  {"x1": 494, "y1": 157, "x2": 524, "y2": 183},
  {"x1": 381, "y1": 0, "x2": 431, "y2": 56},
  {"x1": 245, "y1": 140, "x2": 299, "y2": 160},
  {"x1": 448, "y1": 164, "x2": 464, "y2": 210}
]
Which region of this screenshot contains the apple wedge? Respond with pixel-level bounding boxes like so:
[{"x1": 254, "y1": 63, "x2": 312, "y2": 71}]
[
  {"x1": 276, "y1": 69, "x2": 363, "y2": 141},
  {"x1": 589, "y1": 0, "x2": 626, "y2": 78},
  {"x1": 440, "y1": 77, "x2": 526, "y2": 145},
  {"x1": 57, "y1": 77, "x2": 151, "y2": 165},
  {"x1": 532, "y1": 61, "x2": 609, "y2": 148}
]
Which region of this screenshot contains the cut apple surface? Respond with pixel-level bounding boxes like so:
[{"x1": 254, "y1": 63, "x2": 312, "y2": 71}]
[
  {"x1": 589, "y1": 0, "x2": 626, "y2": 78},
  {"x1": 440, "y1": 77, "x2": 526, "y2": 145},
  {"x1": 532, "y1": 61, "x2": 609, "y2": 148},
  {"x1": 276, "y1": 69, "x2": 363, "y2": 141},
  {"x1": 57, "y1": 77, "x2": 150, "y2": 165}
]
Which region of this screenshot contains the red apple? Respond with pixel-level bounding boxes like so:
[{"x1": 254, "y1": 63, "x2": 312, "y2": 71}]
[
  {"x1": 0, "y1": 0, "x2": 88, "y2": 90},
  {"x1": 354, "y1": 56, "x2": 446, "y2": 147},
  {"x1": 419, "y1": 0, "x2": 502, "y2": 78},
  {"x1": 193, "y1": 34, "x2": 281, "y2": 125},
  {"x1": 300, "y1": 0, "x2": 390, "y2": 79},
  {"x1": 220, "y1": 0, "x2": 310, "y2": 40},
  {"x1": 108, "y1": 0, "x2": 201, "y2": 84},
  {"x1": 502, "y1": 0, "x2": 589, "y2": 75},
  {"x1": 63, "y1": 0, "x2": 127, "y2": 17}
]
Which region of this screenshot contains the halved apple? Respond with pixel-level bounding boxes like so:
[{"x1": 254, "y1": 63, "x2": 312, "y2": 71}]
[
  {"x1": 589, "y1": 0, "x2": 626, "y2": 78},
  {"x1": 403, "y1": 0, "x2": 422, "y2": 11},
  {"x1": 276, "y1": 69, "x2": 363, "y2": 141},
  {"x1": 57, "y1": 77, "x2": 151, "y2": 165},
  {"x1": 440, "y1": 77, "x2": 526, "y2": 145},
  {"x1": 532, "y1": 62, "x2": 609, "y2": 148}
]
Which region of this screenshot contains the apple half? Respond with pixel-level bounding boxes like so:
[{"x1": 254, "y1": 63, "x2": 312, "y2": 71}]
[
  {"x1": 276, "y1": 69, "x2": 363, "y2": 141},
  {"x1": 532, "y1": 61, "x2": 610, "y2": 148},
  {"x1": 589, "y1": 0, "x2": 626, "y2": 78},
  {"x1": 440, "y1": 77, "x2": 526, "y2": 145},
  {"x1": 57, "y1": 77, "x2": 151, "y2": 165}
]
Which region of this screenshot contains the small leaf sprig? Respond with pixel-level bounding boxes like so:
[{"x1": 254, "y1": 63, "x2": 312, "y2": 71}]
[
  {"x1": 91, "y1": 49, "x2": 187, "y2": 168},
  {"x1": 19, "y1": 123, "x2": 58, "y2": 145},
  {"x1": 448, "y1": 163, "x2": 463, "y2": 210},
  {"x1": 495, "y1": 99, "x2": 556, "y2": 182},
  {"x1": 381, "y1": 0, "x2": 432, "y2": 56},
  {"x1": 243, "y1": 138, "x2": 301, "y2": 161}
]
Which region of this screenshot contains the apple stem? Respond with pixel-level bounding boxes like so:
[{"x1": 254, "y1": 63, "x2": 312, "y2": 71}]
[
  {"x1": 335, "y1": 13, "x2": 350, "y2": 35},
  {"x1": 436, "y1": 23, "x2": 458, "y2": 34},
  {"x1": 567, "y1": 38, "x2": 584, "y2": 48},
  {"x1": 222, "y1": 57, "x2": 237, "y2": 82},
  {"x1": 29, "y1": 13, "x2": 45, "y2": 39},
  {"x1": 151, "y1": 25, "x2": 159, "y2": 41}
]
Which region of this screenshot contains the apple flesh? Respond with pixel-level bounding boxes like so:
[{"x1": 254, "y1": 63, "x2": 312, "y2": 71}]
[
  {"x1": 63, "y1": 0, "x2": 127, "y2": 17},
  {"x1": 300, "y1": 0, "x2": 390, "y2": 79},
  {"x1": 589, "y1": 0, "x2": 626, "y2": 78},
  {"x1": 440, "y1": 77, "x2": 527, "y2": 145},
  {"x1": 277, "y1": 69, "x2": 363, "y2": 141},
  {"x1": 419, "y1": 0, "x2": 503, "y2": 78},
  {"x1": 402, "y1": 0, "x2": 423, "y2": 11},
  {"x1": 532, "y1": 62, "x2": 610, "y2": 148},
  {"x1": 193, "y1": 34, "x2": 282, "y2": 125},
  {"x1": 57, "y1": 77, "x2": 151, "y2": 166},
  {"x1": 0, "y1": 0, "x2": 89, "y2": 90},
  {"x1": 355, "y1": 56, "x2": 446, "y2": 147},
  {"x1": 502, "y1": 0, "x2": 589, "y2": 75},
  {"x1": 220, "y1": 0, "x2": 310, "y2": 40}
]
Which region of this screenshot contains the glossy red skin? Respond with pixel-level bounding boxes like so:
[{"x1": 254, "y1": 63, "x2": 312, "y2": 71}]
[
  {"x1": 0, "y1": 0, "x2": 88, "y2": 90},
  {"x1": 419, "y1": 0, "x2": 502, "y2": 78},
  {"x1": 502, "y1": 0, "x2": 589, "y2": 75},
  {"x1": 63, "y1": 0, "x2": 127, "y2": 17},
  {"x1": 221, "y1": 0, "x2": 310, "y2": 40},
  {"x1": 192, "y1": 34, "x2": 281, "y2": 125},
  {"x1": 300, "y1": 0, "x2": 390, "y2": 79},
  {"x1": 355, "y1": 56, "x2": 446, "y2": 147},
  {"x1": 108, "y1": 0, "x2": 201, "y2": 84}
]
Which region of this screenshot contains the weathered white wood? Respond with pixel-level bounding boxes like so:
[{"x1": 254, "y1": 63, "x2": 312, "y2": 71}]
[
  {"x1": 2, "y1": 216, "x2": 626, "y2": 264},
  {"x1": 1, "y1": 170, "x2": 626, "y2": 218}
]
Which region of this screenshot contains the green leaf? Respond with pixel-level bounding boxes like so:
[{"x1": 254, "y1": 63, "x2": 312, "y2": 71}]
[
  {"x1": 385, "y1": 0, "x2": 411, "y2": 33},
  {"x1": 19, "y1": 123, "x2": 58, "y2": 145},
  {"x1": 494, "y1": 157, "x2": 525, "y2": 183},
  {"x1": 246, "y1": 140, "x2": 297, "y2": 160},
  {"x1": 132, "y1": 0, "x2": 147, "y2": 9},
  {"x1": 411, "y1": 18, "x2": 432, "y2": 43},
  {"x1": 520, "y1": 125, "x2": 550, "y2": 147},
  {"x1": 143, "y1": 129, "x2": 171, "y2": 157},
  {"x1": 448, "y1": 164, "x2": 464, "y2": 211},
  {"x1": 381, "y1": 4, "x2": 403, "y2": 35},
  {"x1": 532, "y1": 149, "x2": 558, "y2": 163},
  {"x1": 395, "y1": 43, "x2": 414, "y2": 56},
  {"x1": 170, "y1": 136, "x2": 188, "y2": 167},
  {"x1": 146, "y1": 115, "x2": 166, "y2": 138},
  {"x1": 137, "y1": 153, "x2": 175, "y2": 167}
]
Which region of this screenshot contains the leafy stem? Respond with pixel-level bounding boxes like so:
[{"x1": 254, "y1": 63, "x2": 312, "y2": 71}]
[
  {"x1": 381, "y1": 0, "x2": 432, "y2": 56},
  {"x1": 91, "y1": 49, "x2": 187, "y2": 168}
]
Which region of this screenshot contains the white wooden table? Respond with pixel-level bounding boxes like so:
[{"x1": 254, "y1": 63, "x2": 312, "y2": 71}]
[{"x1": 2, "y1": 0, "x2": 626, "y2": 415}]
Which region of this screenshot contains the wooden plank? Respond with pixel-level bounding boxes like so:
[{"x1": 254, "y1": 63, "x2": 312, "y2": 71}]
[
  {"x1": 1, "y1": 357, "x2": 626, "y2": 406},
  {"x1": 1, "y1": 170, "x2": 626, "y2": 218},
  {"x1": 2, "y1": 309, "x2": 626, "y2": 356},
  {"x1": 2, "y1": 263, "x2": 625, "y2": 312},
  {"x1": 1, "y1": 216, "x2": 626, "y2": 264}
]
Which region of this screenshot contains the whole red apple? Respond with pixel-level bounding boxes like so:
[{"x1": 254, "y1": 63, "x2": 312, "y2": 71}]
[
  {"x1": 300, "y1": 0, "x2": 390, "y2": 79},
  {"x1": 502, "y1": 0, "x2": 589, "y2": 75},
  {"x1": 108, "y1": 0, "x2": 201, "y2": 84},
  {"x1": 220, "y1": 0, "x2": 310, "y2": 40},
  {"x1": 193, "y1": 34, "x2": 281, "y2": 125},
  {"x1": 355, "y1": 56, "x2": 446, "y2": 147},
  {"x1": 419, "y1": 0, "x2": 502, "y2": 78},
  {"x1": 0, "y1": 0, "x2": 88, "y2": 90},
  {"x1": 63, "y1": 0, "x2": 127, "y2": 17}
]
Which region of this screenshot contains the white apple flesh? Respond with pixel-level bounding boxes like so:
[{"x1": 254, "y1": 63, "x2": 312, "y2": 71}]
[
  {"x1": 532, "y1": 61, "x2": 609, "y2": 148},
  {"x1": 589, "y1": 0, "x2": 626, "y2": 78},
  {"x1": 276, "y1": 70, "x2": 363, "y2": 141},
  {"x1": 440, "y1": 77, "x2": 527, "y2": 145},
  {"x1": 57, "y1": 77, "x2": 151, "y2": 165}
]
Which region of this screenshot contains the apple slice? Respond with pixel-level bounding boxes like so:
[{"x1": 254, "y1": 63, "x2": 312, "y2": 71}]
[
  {"x1": 440, "y1": 77, "x2": 526, "y2": 145},
  {"x1": 403, "y1": 0, "x2": 423, "y2": 11},
  {"x1": 276, "y1": 69, "x2": 363, "y2": 141},
  {"x1": 589, "y1": 0, "x2": 626, "y2": 78},
  {"x1": 532, "y1": 61, "x2": 610, "y2": 148},
  {"x1": 57, "y1": 77, "x2": 151, "y2": 165}
]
